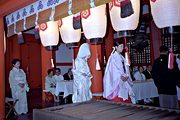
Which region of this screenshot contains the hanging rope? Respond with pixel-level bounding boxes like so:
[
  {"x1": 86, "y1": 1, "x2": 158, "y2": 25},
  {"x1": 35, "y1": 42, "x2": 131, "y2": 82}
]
[
  {"x1": 49, "y1": 6, "x2": 55, "y2": 21},
  {"x1": 168, "y1": 26, "x2": 174, "y2": 69},
  {"x1": 95, "y1": 45, "x2": 101, "y2": 70},
  {"x1": 72, "y1": 48, "x2": 76, "y2": 69},
  {"x1": 124, "y1": 37, "x2": 131, "y2": 66},
  {"x1": 68, "y1": 0, "x2": 73, "y2": 15}
]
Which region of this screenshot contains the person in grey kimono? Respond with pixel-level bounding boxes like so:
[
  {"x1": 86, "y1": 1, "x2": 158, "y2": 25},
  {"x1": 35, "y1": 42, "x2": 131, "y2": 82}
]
[{"x1": 9, "y1": 58, "x2": 29, "y2": 115}]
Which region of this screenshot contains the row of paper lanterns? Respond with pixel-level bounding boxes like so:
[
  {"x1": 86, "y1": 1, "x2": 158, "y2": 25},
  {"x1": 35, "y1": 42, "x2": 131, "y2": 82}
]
[{"x1": 39, "y1": 0, "x2": 180, "y2": 49}]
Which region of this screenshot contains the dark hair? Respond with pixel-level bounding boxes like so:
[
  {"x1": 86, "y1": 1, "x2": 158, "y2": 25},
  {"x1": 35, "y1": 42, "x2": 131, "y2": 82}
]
[
  {"x1": 47, "y1": 69, "x2": 54, "y2": 75},
  {"x1": 12, "y1": 58, "x2": 21, "y2": 65},
  {"x1": 114, "y1": 41, "x2": 124, "y2": 47},
  {"x1": 55, "y1": 68, "x2": 61, "y2": 72},
  {"x1": 68, "y1": 68, "x2": 72, "y2": 72},
  {"x1": 138, "y1": 66, "x2": 144, "y2": 70},
  {"x1": 160, "y1": 46, "x2": 168, "y2": 53}
]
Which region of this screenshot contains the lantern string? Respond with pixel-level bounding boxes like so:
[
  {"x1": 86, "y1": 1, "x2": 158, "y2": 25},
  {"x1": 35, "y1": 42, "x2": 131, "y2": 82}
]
[
  {"x1": 51, "y1": 54, "x2": 55, "y2": 68},
  {"x1": 72, "y1": 48, "x2": 76, "y2": 69},
  {"x1": 168, "y1": 26, "x2": 174, "y2": 69},
  {"x1": 49, "y1": 6, "x2": 55, "y2": 21},
  {"x1": 35, "y1": 12, "x2": 39, "y2": 27},
  {"x1": 90, "y1": 0, "x2": 95, "y2": 8},
  {"x1": 14, "y1": 22, "x2": 17, "y2": 34},
  {"x1": 124, "y1": 37, "x2": 131, "y2": 66},
  {"x1": 68, "y1": 0, "x2": 73, "y2": 15},
  {"x1": 23, "y1": 17, "x2": 27, "y2": 30},
  {"x1": 95, "y1": 44, "x2": 101, "y2": 70}
]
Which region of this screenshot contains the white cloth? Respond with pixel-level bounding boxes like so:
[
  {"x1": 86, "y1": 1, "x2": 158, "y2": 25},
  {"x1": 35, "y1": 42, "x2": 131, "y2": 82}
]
[
  {"x1": 103, "y1": 51, "x2": 135, "y2": 103},
  {"x1": 9, "y1": 67, "x2": 29, "y2": 115},
  {"x1": 72, "y1": 43, "x2": 93, "y2": 103},
  {"x1": 45, "y1": 76, "x2": 56, "y2": 95},
  {"x1": 53, "y1": 75, "x2": 64, "y2": 83},
  {"x1": 132, "y1": 80, "x2": 158, "y2": 101},
  {"x1": 134, "y1": 71, "x2": 146, "y2": 81},
  {"x1": 55, "y1": 81, "x2": 73, "y2": 98}
]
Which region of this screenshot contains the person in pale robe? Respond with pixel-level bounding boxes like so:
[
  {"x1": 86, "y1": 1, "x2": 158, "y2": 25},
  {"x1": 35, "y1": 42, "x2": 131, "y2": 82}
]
[
  {"x1": 103, "y1": 42, "x2": 135, "y2": 104},
  {"x1": 133, "y1": 66, "x2": 146, "y2": 81},
  {"x1": 134, "y1": 66, "x2": 153, "y2": 104},
  {"x1": 72, "y1": 43, "x2": 93, "y2": 103},
  {"x1": 9, "y1": 58, "x2": 29, "y2": 115},
  {"x1": 53, "y1": 68, "x2": 64, "y2": 83},
  {"x1": 45, "y1": 69, "x2": 59, "y2": 102}
]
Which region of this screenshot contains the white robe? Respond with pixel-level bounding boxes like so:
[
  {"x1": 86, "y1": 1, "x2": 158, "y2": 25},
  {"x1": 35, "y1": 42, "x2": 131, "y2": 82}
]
[
  {"x1": 134, "y1": 71, "x2": 146, "y2": 81},
  {"x1": 103, "y1": 51, "x2": 135, "y2": 103},
  {"x1": 53, "y1": 74, "x2": 64, "y2": 83},
  {"x1": 9, "y1": 67, "x2": 29, "y2": 115},
  {"x1": 45, "y1": 76, "x2": 56, "y2": 95},
  {"x1": 72, "y1": 43, "x2": 92, "y2": 103}
]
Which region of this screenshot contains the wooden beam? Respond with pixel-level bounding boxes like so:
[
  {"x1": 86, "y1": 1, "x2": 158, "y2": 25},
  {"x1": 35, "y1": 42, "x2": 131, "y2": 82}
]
[
  {"x1": 7, "y1": 0, "x2": 112, "y2": 37},
  {"x1": 0, "y1": 0, "x2": 37, "y2": 17}
]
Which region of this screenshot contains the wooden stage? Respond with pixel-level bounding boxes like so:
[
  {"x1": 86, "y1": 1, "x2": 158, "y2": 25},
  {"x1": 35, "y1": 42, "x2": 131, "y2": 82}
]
[{"x1": 33, "y1": 100, "x2": 180, "y2": 120}]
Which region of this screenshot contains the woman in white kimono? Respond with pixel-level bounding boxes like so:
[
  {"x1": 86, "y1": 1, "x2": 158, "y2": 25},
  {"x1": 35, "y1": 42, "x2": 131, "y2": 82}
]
[
  {"x1": 103, "y1": 42, "x2": 135, "y2": 104},
  {"x1": 72, "y1": 43, "x2": 93, "y2": 103},
  {"x1": 45, "y1": 69, "x2": 59, "y2": 102},
  {"x1": 9, "y1": 59, "x2": 29, "y2": 115}
]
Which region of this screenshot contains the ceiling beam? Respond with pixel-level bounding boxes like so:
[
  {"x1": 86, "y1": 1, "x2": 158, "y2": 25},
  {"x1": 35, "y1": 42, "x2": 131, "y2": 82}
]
[
  {"x1": 0, "y1": 0, "x2": 36, "y2": 17},
  {"x1": 7, "y1": 0, "x2": 112, "y2": 37}
]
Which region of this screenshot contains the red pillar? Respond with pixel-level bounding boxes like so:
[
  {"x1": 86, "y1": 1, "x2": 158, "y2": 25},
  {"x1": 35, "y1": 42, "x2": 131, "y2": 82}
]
[
  {"x1": 0, "y1": 17, "x2": 5, "y2": 119},
  {"x1": 104, "y1": 19, "x2": 114, "y2": 60},
  {"x1": 41, "y1": 46, "x2": 53, "y2": 101},
  {"x1": 88, "y1": 43, "x2": 103, "y2": 99}
]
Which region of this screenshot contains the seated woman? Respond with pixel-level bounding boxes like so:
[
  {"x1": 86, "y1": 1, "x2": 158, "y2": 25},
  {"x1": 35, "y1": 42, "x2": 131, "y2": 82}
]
[
  {"x1": 133, "y1": 66, "x2": 146, "y2": 81},
  {"x1": 133, "y1": 66, "x2": 152, "y2": 104},
  {"x1": 53, "y1": 68, "x2": 64, "y2": 82},
  {"x1": 45, "y1": 69, "x2": 59, "y2": 102}
]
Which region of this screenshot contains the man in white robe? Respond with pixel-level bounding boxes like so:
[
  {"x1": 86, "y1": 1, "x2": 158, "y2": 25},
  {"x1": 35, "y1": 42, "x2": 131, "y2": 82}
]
[
  {"x1": 72, "y1": 43, "x2": 93, "y2": 103},
  {"x1": 53, "y1": 68, "x2": 64, "y2": 83},
  {"x1": 9, "y1": 59, "x2": 29, "y2": 115},
  {"x1": 103, "y1": 42, "x2": 135, "y2": 103}
]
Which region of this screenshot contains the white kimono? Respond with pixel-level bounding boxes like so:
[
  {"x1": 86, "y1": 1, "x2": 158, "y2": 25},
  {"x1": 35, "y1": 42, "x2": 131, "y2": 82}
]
[
  {"x1": 103, "y1": 51, "x2": 135, "y2": 103},
  {"x1": 9, "y1": 67, "x2": 29, "y2": 115},
  {"x1": 53, "y1": 75, "x2": 64, "y2": 83},
  {"x1": 134, "y1": 71, "x2": 146, "y2": 81},
  {"x1": 45, "y1": 76, "x2": 56, "y2": 95},
  {"x1": 72, "y1": 43, "x2": 93, "y2": 103}
]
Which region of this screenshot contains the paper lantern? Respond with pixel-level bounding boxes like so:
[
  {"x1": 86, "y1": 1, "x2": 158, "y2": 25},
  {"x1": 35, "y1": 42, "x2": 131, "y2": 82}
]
[
  {"x1": 39, "y1": 21, "x2": 59, "y2": 50},
  {"x1": 109, "y1": 0, "x2": 140, "y2": 32},
  {"x1": 59, "y1": 15, "x2": 81, "y2": 47},
  {"x1": 150, "y1": 0, "x2": 180, "y2": 28},
  {"x1": 81, "y1": 4, "x2": 107, "y2": 44}
]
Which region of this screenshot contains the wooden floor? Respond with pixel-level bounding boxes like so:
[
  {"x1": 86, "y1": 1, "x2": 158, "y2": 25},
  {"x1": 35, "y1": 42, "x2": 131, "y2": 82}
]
[
  {"x1": 33, "y1": 101, "x2": 180, "y2": 120},
  {"x1": 6, "y1": 88, "x2": 72, "y2": 120},
  {"x1": 5, "y1": 88, "x2": 177, "y2": 120}
]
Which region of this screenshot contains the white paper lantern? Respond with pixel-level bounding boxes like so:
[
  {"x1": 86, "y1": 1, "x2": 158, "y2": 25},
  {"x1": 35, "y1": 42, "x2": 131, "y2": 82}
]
[
  {"x1": 81, "y1": 4, "x2": 107, "y2": 40},
  {"x1": 109, "y1": 0, "x2": 140, "y2": 31},
  {"x1": 59, "y1": 15, "x2": 81, "y2": 44},
  {"x1": 39, "y1": 21, "x2": 59, "y2": 48},
  {"x1": 150, "y1": 0, "x2": 180, "y2": 28}
]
